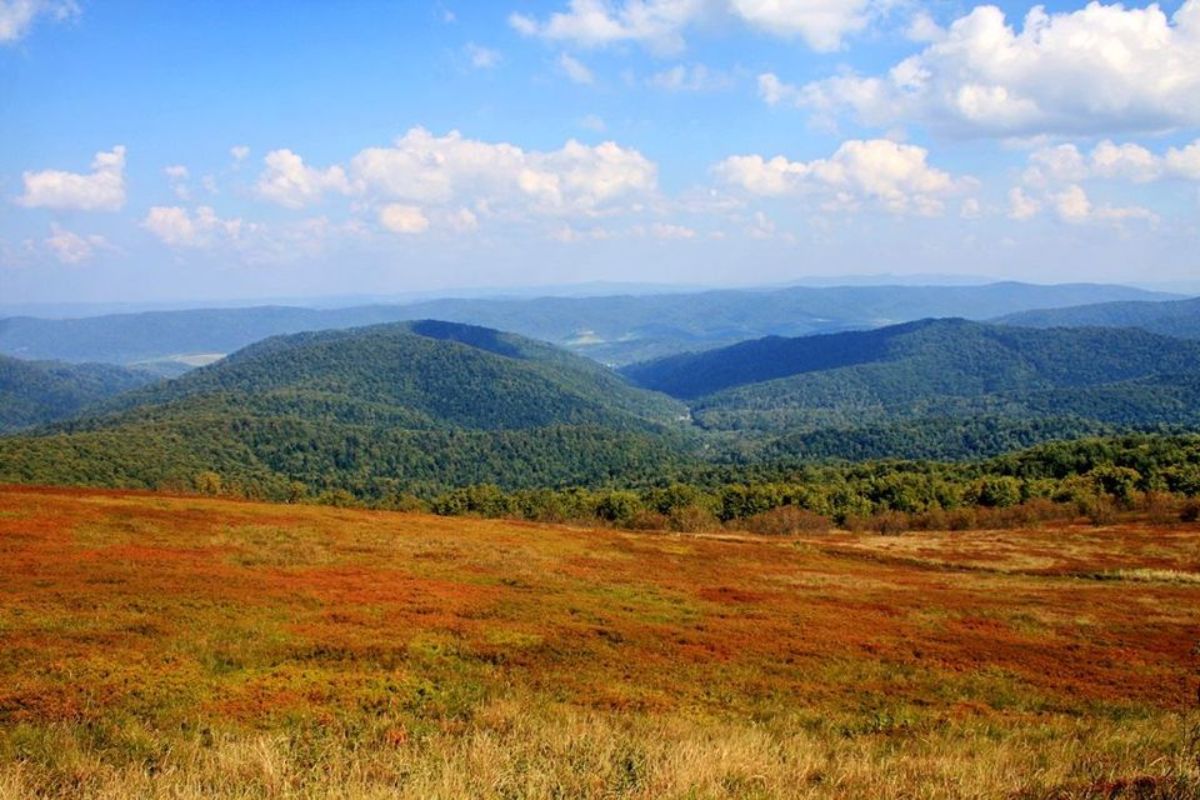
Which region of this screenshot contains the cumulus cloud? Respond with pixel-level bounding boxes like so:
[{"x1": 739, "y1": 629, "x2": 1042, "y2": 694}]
[
  {"x1": 0, "y1": 0, "x2": 78, "y2": 44},
  {"x1": 142, "y1": 205, "x2": 244, "y2": 248},
  {"x1": 511, "y1": 0, "x2": 880, "y2": 55},
  {"x1": 349, "y1": 127, "x2": 657, "y2": 218},
  {"x1": 728, "y1": 0, "x2": 872, "y2": 51},
  {"x1": 250, "y1": 129, "x2": 657, "y2": 233},
  {"x1": 714, "y1": 139, "x2": 968, "y2": 215},
  {"x1": 781, "y1": 1, "x2": 1200, "y2": 137},
  {"x1": 230, "y1": 145, "x2": 250, "y2": 162},
  {"x1": 1050, "y1": 184, "x2": 1158, "y2": 225},
  {"x1": 44, "y1": 223, "x2": 106, "y2": 264},
  {"x1": 255, "y1": 149, "x2": 352, "y2": 208},
  {"x1": 1022, "y1": 138, "x2": 1200, "y2": 187},
  {"x1": 17, "y1": 146, "x2": 126, "y2": 211},
  {"x1": 378, "y1": 204, "x2": 430, "y2": 235},
  {"x1": 1007, "y1": 187, "x2": 1040, "y2": 221}
]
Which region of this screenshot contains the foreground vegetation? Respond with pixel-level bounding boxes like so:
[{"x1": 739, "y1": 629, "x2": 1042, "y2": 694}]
[{"x1": 0, "y1": 485, "x2": 1197, "y2": 798}]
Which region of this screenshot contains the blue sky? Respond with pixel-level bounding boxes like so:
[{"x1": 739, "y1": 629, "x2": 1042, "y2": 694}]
[{"x1": 2, "y1": 0, "x2": 1199, "y2": 304}]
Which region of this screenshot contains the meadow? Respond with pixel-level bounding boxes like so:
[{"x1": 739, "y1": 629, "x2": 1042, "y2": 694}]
[{"x1": 0, "y1": 485, "x2": 1197, "y2": 799}]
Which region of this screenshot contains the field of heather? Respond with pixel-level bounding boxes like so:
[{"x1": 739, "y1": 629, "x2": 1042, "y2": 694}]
[{"x1": 0, "y1": 485, "x2": 1197, "y2": 799}]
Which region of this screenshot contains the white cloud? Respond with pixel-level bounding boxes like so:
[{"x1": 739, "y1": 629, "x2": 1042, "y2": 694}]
[
  {"x1": 647, "y1": 62, "x2": 731, "y2": 91},
  {"x1": 715, "y1": 139, "x2": 967, "y2": 215},
  {"x1": 645, "y1": 221, "x2": 696, "y2": 239},
  {"x1": 787, "y1": 1, "x2": 1200, "y2": 137},
  {"x1": 378, "y1": 204, "x2": 430, "y2": 235},
  {"x1": 1166, "y1": 141, "x2": 1200, "y2": 179},
  {"x1": 1007, "y1": 187, "x2": 1040, "y2": 220},
  {"x1": 44, "y1": 223, "x2": 106, "y2": 264},
  {"x1": 728, "y1": 0, "x2": 872, "y2": 51},
  {"x1": 142, "y1": 206, "x2": 244, "y2": 248},
  {"x1": 558, "y1": 52, "x2": 594, "y2": 84},
  {"x1": 510, "y1": 0, "x2": 701, "y2": 55},
  {"x1": 17, "y1": 146, "x2": 126, "y2": 211},
  {"x1": 1090, "y1": 141, "x2": 1162, "y2": 183},
  {"x1": 349, "y1": 127, "x2": 657, "y2": 217},
  {"x1": 1051, "y1": 184, "x2": 1158, "y2": 225},
  {"x1": 0, "y1": 0, "x2": 78, "y2": 44},
  {"x1": 465, "y1": 42, "x2": 501, "y2": 69},
  {"x1": 255, "y1": 149, "x2": 352, "y2": 208},
  {"x1": 165, "y1": 164, "x2": 191, "y2": 200},
  {"x1": 511, "y1": 0, "x2": 881, "y2": 55},
  {"x1": 230, "y1": 145, "x2": 250, "y2": 162},
  {"x1": 1023, "y1": 138, "x2": 1200, "y2": 187}
]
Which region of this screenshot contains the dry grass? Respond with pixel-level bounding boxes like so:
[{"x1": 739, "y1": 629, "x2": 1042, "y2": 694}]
[{"x1": 0, "y1": 485, "x2": 1198, "y2": 799}]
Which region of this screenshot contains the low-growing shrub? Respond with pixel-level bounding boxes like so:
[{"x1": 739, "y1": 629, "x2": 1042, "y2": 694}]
[
  {"x1": 626, "y1": 510, "x2": 670, "y2": 532},
  {"x1": 743, "y1": 505, "x2": 831, "y2": 536}
]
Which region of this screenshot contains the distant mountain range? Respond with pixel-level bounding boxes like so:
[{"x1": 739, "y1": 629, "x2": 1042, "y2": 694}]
[
  {"x1": 995, "y1": 296, "x2": 1200, "y2": 340},
  {"x1": 0, "y1": 281, "x2": 1176, "y2": 367}
]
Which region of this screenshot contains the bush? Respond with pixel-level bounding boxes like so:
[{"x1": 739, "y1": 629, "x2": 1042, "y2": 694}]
[
  {"x1": 743, "y1": 506, "x2": 830, "y2": 536},
  {"x1": 1080, "y1": 495, "x2": 1117, "y2": 526},
  {"x1": 594, "y1": 491, "x2": 642, "y2": 526},
  {"x1": 668, "y1": 504, "x2": 719, "y2": 533},
  {"x1": 1181, "y1": 500, "x2": 1200, "y2": 523},
  {"x1": 193, "y1": 471, "x2": 223, "y2": 496},
  {"x1": 847, "y1": 511, "x2": 909, "y2": 535},
  {"x1": 626, "y1": 510, "x2": 670, "y2": 531}
]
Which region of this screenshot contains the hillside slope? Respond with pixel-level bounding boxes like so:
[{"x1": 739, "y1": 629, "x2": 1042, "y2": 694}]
[
  {"x1": 624, "y1": 320, "x2": 1200, "y2": 446},
  {"x1": 995, "y1": 296, "x2": 1200, "y2": 339},
  {"x1": 0, "y1": 321, "x2": 690, "y2": 496},
  {"x1": 0, "y1": 354, "x2": 158, "y2": 433}
]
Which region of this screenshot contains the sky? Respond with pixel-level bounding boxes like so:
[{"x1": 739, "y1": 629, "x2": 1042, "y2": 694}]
[{"x1": 2, "y1": 0, "x2": 1199, "y2": 305}]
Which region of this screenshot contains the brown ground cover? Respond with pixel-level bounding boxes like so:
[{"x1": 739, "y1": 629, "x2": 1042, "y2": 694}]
[{"x1": 0, "y1": 484, "x2": 1197, "y2": 798}]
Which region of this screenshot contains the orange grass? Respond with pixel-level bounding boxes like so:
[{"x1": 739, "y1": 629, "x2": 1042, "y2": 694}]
[{"x1": 0, "y1": 484, "x2": 1197, "y2": 798}]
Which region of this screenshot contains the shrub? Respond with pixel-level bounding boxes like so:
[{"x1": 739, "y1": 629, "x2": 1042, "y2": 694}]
[
  {"x1": 193, "y1": 471, "x2": 223, "y2": 496},
  {"x1": 594, "y1": 491, "x2": 642, "y2": 526},
  {"x1": 1081, "y1": 495, "x2": 1117, "y2": 526},
  {"x1": 626, "y1": 510, "x2": 670, "y2": 531},
  {"x1": 668, "y1": 504, "x2": 719, "y2": 533},
  {"x1": 1181, "y1": 500, "x2": 1200, "y2": 523},
  {"x1": 743, "y1": 506, "x2": 830, "y2": 536}
]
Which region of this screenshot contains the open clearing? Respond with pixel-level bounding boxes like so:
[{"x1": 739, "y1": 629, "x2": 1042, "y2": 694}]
[{"x1": 0, "y1": 485, "x2": 1197, "y2": 798}]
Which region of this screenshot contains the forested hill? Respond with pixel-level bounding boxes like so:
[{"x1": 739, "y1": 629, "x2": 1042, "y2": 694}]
[
  {"x1": 995, "y1": 297, "x2": 1200, "y2": 340},
  {"x1": 0, "y1": 281, "x2": 1173, "y2": 367},
  {"x1": 0, "y1": 355, "x2": 158, "y2": 434},
  {"x1": 623, "y1": 318, "x2": 1200, "y2": 401},
  {"x1": 0, "y1": 321, "x2": 692, "y2": 497},
  {"x1": 100, "y1": 320, "x2": 686, "y2": 431}
]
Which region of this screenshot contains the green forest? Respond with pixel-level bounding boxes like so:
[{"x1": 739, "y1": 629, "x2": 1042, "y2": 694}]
[{"x1": 3, "y1": 315, "x2": 1200, "y2": 529}]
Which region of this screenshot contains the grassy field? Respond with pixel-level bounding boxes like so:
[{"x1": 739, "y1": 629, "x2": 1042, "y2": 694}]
[{"x1": 0, "y1": 485, "x2": 1197, "y2": 799}]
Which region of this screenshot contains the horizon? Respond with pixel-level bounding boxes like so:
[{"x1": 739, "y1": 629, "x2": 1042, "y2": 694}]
[
  {"x1": 4, "y1": 1, "x2": 1200, "y2": 305},
  {"x1": 1, "y1": 273, "x2": 1197, "y2": 321}
]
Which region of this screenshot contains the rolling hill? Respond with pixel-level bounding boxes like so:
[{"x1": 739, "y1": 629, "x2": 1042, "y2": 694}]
[
  {"x1": 0, "y1": 282, "x2": 1174, "y2": 367},
  {"x1": 0, "y1": 354, "x2": 159, "y2": 433},
  {"x1": 623, "y1": 319, "x2": 1200, "y2": 457},
  {"x1": 995, "y1": 296, "x2": 1200, "y2": 339},
  {"x1": 0, "y1": 321, "x2": 690, "y2": 498}
]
